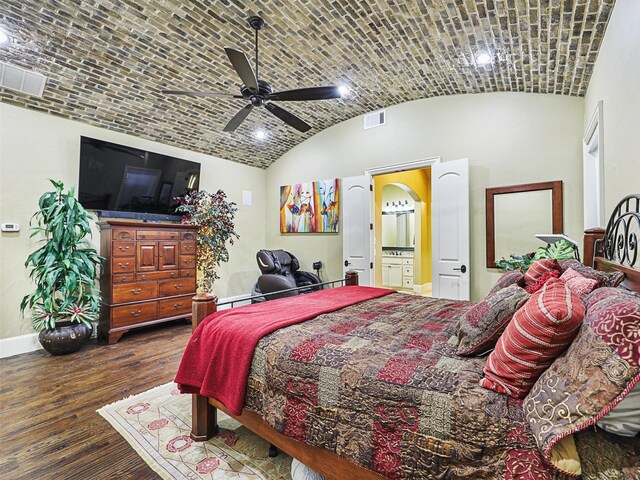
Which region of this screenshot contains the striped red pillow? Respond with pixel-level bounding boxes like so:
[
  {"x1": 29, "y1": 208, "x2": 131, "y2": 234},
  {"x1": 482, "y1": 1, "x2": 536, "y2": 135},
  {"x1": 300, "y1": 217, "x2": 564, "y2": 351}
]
[
  {"x1": 524, "y1": 259, "x2": 561, "y2": 286},
  {"x1": 481, "y1": 278, "x2": 585, "y2": 398}
]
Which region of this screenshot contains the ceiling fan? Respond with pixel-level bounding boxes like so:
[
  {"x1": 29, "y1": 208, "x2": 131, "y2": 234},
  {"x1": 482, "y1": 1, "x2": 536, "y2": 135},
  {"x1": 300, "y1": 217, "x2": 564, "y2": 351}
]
[{"x1": 162, "y1": 16, "x2": 342, "y2": 133}]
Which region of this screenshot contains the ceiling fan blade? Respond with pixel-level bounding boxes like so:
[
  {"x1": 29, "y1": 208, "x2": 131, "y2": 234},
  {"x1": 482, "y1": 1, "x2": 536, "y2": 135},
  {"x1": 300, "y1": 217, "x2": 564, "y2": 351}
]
[
  {"x1": 265, "y1": 103, "x2": 311, "y2": 132},
  {"x1": 223, "y1": 104, "x2": 254, "y2": 132},
  {"x1": 268, "y1": 86, "x2": 341, "y2": 102},
  {"x1": 224, "y1": 47, "x2": 258, "y2": 92},
  {"x1": 162, "y1": 90, "x2": 243, "y2": 98}
]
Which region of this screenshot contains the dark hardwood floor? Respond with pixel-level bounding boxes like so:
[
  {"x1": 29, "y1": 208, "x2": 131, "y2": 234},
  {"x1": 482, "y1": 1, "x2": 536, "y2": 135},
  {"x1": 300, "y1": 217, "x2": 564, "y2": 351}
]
[{"x1": 0, "y1": 321, "x2": 193, "y2": 479}]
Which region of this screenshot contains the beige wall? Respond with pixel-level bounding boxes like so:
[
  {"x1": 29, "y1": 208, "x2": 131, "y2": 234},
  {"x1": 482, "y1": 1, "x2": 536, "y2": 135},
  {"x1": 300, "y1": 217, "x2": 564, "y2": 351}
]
[
  {"x1": 0, "y1": 103, "x2": 266, "y2": 339},
  {"x1": 265, "y1": 92, "x2": 584, "y2": 301},
  {"x1": 584, "y1": 0, "x2": 640, "y2": 215}
]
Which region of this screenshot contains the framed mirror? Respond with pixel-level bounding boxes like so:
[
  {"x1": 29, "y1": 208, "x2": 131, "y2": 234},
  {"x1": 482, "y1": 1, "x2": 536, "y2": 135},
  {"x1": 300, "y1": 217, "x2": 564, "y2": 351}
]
[{"x1": 486, "y1": 181, "x2": 563, "y2": 268}]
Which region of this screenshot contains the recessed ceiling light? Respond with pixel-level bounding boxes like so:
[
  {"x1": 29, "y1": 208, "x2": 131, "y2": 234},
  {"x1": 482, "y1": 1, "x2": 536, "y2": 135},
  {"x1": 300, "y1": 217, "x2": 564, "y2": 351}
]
[
  {"x1": 254, "y1": 129, "x2": 266, "y2": 140},
  {"x1": 338, "y1": 84, "x2": 351, "y2": 97},
  {"x1": 0, "y1": 29, "x2": 9, "y2": 45},
  {"x1": 476, "y1": 52, "x2": 492, "y2": 65}
]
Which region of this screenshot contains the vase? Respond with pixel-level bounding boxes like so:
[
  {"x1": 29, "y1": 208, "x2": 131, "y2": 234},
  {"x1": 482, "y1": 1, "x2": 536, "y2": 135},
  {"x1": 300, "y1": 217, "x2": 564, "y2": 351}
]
[{"x1": 38, "y1": 321, "x2": 91, "y2": 355}]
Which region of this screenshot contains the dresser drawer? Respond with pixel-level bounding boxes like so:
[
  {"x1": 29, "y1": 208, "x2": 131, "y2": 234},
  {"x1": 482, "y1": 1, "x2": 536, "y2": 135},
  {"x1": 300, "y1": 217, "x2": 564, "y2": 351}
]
[
  {"x1": 112, "y1": 281, "x2": 158, "y2": 304},
  {"x1": 158, "y1": 295, "x2": 192, "y2": 318},
  {"x1": 382, "y1": 257, "x2": 402, "y2": 265},
  {"x1": 137, "y1": 270, "x2": 179, "y2": 281},
  {"x1": 402, "y1": 258, "x2": 414, "y2": 266},
  {"x1": 181, "y1": 230, "x2": 197, "y2": 241},
  {"x1": 112, "y1": 302, "x2": 158, "y2": 327},
  {"x1": 180, "y1": 269, "x2": 196, "y2": 278},
  {"x1": 112, "y1": 229, "x2": 135, "y2": 241},
  {"x1": 112, "y1": 241, "x2": 135, "y2": 257},
  {"x1": 159, "y1": 278, "x2": 196, "y2": 296},
  {"x1": 137, "y1": 230, "x2": 180, "y2": 241},
  {"x1": 113, "y1": 274, "x2": 134, "y2": 284},
  {"x1": 112, "y1": 257, "x2": 135, "y2": 274},
  {"x1": 403, "y1": 266, "x2": 414, "y2": 276},
  {"x1": 403, "y1": 277, "x2": 414, "y2": 288},
  {"x1": 180, "y1": 255, "x2": 196, "y2": 269},
  {"x1": 180, "y1": 241, "x2": 196, "y2": 255}
]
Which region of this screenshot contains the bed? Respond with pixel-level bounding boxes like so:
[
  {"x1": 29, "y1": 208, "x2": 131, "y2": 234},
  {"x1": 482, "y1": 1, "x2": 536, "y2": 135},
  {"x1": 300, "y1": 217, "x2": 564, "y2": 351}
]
[{"x1": 176, "y1": 195, "x2": 640, "y2": 479}]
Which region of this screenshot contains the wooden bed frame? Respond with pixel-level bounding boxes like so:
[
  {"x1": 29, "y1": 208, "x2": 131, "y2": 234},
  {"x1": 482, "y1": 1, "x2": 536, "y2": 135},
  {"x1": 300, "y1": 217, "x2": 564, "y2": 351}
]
[{"x1": 187, "y1": 195, "x2": 640, "y2": 480}]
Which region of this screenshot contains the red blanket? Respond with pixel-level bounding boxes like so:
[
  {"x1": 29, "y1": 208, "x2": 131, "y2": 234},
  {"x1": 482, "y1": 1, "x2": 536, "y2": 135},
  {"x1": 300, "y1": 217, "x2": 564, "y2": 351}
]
[{"x1": 175, "y1": 285, "x2": 394, "y2": 415}]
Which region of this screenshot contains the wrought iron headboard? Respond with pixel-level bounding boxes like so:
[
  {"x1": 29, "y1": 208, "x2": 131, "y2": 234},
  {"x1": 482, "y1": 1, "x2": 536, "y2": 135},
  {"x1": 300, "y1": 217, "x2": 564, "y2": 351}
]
[{"x1": 597, "y1": 194, "x2": 640, "y2": 268}]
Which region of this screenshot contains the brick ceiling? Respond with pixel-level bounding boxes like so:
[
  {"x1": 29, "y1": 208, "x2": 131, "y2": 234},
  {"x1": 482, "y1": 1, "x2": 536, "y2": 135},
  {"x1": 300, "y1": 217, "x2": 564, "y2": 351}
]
[{"x1": 0, "y1": 1, "x2": 615, "y2": 169}]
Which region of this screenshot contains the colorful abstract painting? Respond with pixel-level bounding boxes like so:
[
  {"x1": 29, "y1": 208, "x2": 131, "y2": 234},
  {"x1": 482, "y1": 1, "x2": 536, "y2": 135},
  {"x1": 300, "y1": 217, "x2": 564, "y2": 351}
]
[{"x1": 280, "y1": 178, "x2": 340, "y2": 233}]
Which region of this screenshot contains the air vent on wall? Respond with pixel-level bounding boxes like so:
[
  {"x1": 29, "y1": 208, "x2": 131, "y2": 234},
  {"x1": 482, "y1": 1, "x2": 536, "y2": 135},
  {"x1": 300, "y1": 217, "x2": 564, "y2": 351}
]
[
  {"x1": 0, "y1": 61, "x2": 47, "y2": 97},
  {"x1": 364, "y1": 109, "x2": 386, "y2": 129}
]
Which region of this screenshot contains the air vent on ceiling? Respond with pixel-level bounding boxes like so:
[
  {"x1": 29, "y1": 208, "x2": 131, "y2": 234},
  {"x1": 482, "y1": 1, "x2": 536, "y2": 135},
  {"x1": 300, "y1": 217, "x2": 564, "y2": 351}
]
[
  {"x1": 364, "y1": 110, "x2": 386, "y2": 129},
  {"x1": 0, "y1": 61, "x2": 47, "y2": 97}
]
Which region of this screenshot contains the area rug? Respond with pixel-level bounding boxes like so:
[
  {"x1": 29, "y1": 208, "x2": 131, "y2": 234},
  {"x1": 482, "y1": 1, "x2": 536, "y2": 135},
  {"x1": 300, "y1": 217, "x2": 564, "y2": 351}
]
[{"x1": 98, "y1": 382, "x2": 292, "y2": 479}]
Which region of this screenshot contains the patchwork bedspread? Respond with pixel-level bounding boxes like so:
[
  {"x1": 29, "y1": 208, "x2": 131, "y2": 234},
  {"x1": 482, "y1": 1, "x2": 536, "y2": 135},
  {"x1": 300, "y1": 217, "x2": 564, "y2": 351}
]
[{"x1": 244, "y1": 293, "x2": 558, "y2": 479}]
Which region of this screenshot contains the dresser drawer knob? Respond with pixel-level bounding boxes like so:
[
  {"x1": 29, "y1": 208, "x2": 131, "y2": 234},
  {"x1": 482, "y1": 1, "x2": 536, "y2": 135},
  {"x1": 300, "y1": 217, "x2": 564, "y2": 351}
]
[
  {"x1": 174, "y1": 283, "x2": 183, "y2": 289},
  {"x1": 118, "y1": 262, "x2": 130, "y2": 267},
  {"x1": 130, "y1": 288, "x2": 143, "y2": 295},
  {"x1": 117, "y1": 234, "x2": 131, "y2": 239},
  {"x1": 185, "y1": 245, "x2": 192, "y2": 250},
  {"x1": 131, "y1": 310, "x2": 142, "y2": 317},
  {"x1": 184, "y1": 260, "x2": 193, "y2": 265},
  {"x1": 173, "y1": 303, "x2": 183, "y2": 308},
  {"x1": 118, "y1": 245, "x2": 130, "y2": 251},
  {"x1": 141, "y1": 275, "x2": 146, "y2": 280},
  {"x1": 170, "y1": 272, "x2": 175, "y2": 277}
]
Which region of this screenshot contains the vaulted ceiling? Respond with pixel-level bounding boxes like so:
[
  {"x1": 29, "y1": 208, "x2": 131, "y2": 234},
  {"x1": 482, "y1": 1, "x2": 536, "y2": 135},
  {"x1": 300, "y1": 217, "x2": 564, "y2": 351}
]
[{"x1": 0, "y1": 0, "x2": 615, "y2": 168}]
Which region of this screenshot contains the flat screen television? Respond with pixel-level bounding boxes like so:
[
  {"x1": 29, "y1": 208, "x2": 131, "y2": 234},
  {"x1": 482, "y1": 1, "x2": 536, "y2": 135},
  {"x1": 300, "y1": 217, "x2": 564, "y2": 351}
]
[{"x1": 78, "y1": 136, "x2": 200, "y2": 221}]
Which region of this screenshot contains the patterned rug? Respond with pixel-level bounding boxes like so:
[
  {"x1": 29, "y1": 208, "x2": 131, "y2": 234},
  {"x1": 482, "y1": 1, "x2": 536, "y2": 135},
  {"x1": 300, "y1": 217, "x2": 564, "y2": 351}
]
[{"x1": 98, "y1": 382, "x2": 292, "y2": 479}]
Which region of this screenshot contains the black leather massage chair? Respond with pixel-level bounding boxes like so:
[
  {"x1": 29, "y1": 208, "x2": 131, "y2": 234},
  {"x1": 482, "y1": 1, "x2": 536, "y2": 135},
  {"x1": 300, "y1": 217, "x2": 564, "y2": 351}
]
[{"x1": 251, "y1": 249, "x2": 321, "y2": 302}]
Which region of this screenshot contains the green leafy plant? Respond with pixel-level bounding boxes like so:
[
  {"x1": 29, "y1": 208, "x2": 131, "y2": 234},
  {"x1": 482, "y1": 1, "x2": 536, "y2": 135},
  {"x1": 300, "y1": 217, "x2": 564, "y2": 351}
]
[
  {"x1": 496, "y1": 240, "x2": 576, "y2": 273},
  {"x1": 175, "y1": 189, "x2": 239, "y2": 293},
  {"x1": 20, "y1": 180, "x2": 103, "y2": 331}
]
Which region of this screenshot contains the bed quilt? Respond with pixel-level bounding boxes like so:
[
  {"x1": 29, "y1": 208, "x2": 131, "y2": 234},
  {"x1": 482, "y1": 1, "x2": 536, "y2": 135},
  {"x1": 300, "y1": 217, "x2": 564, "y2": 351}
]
[{"x1": 244, "y1": 292, "x2": 561, "y2": 479}]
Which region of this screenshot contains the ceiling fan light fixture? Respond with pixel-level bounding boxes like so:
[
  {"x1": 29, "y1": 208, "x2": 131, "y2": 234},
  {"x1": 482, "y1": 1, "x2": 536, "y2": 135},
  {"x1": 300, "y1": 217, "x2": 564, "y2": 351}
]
[
  {"x1": 254, "y1": 129, "x2": 267, "y2": 140},
  {"x1": 475, "y1": 51, "x2": 492, "y2": 66},
  {"x1": 338, "y1": 84, "x2": 351, "y2": 97}
]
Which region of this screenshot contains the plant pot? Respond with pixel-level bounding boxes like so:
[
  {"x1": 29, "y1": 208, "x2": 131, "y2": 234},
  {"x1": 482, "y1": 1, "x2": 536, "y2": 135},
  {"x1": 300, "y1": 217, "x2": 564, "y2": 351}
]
[{"x1": 38, "y1": 321, "x2": 91, "y2": 356}]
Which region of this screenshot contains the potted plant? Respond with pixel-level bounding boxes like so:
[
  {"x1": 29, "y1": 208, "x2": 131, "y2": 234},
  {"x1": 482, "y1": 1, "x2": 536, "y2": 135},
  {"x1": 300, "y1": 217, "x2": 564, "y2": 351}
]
[
  {"x1": 20, "y1": 180, "x2": 103, "y2": 355},
  {"x1": 175, "y1": 189, "x2": 239, "y2": 293},
  {"x1": 496, "y1": 240, "x2": 576, "y2": 272}
]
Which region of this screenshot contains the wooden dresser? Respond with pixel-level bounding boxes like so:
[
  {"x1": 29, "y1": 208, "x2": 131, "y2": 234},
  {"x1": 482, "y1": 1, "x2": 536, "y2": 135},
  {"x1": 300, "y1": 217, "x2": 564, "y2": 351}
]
[{"x1": 98, "y1": 220, "x2": 198, "y2": 344}]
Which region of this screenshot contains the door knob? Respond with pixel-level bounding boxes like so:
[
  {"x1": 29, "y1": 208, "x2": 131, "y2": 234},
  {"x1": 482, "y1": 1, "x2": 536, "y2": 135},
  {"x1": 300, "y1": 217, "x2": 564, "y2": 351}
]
[
  {"x1": 344, "y1": 260, "x2": 350, "y2": 267},
  {"x1": 453, "y1": 265, "x2": 467, "y2": 273}
]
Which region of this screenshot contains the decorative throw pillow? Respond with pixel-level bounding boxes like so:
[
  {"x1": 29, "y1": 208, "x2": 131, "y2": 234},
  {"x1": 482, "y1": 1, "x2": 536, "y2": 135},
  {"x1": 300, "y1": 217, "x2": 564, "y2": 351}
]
[
  {"x1": 481, "y1": 278, "x2": 584, "y2": 398},
  {"x1": 560, "y1": 267, "x2": 598, "y2": 300},
  {"x1": 524, "y1": 269, "x2": 560, "y2": 294},
  {"x1": 523, "y1": 259, "x2": 561, "y2": 286},
  {"x1": 523, "y1": 288, "x2": 640, "y2": 475},
  {"x1": 457, "y1": 285, "x2": 530, "y2": 356},
  {"x1": 559, "y1": 259, "x2": 625, "y2": 288},
  {"x1": 486, "y1": 270, "x2": 525, "y2": 297}
]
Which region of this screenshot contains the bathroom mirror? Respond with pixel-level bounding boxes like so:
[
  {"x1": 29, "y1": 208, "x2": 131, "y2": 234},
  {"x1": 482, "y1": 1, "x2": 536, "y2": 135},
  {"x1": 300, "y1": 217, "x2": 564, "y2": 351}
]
[
  {"x1": 382, "y1": 211, "x2": 415, "y2": 247},
  {"x1": 486, "y1": 181, "x2": 563, "y2": 268}
]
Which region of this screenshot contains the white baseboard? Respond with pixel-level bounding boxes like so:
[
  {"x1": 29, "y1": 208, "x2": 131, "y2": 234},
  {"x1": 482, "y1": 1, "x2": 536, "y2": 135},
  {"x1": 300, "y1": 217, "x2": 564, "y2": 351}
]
[
  {"x1": 413, "y1": 282, "x2": 433, "y2": 294},
  {"x1": 0, "y1": 332, "x2": 42, "y2": 358}
]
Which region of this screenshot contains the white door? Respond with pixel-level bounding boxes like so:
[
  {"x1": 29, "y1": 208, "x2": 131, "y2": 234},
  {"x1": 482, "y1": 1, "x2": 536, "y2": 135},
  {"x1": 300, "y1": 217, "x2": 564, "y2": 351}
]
[
  {"x1": 342, "y1": 175, "x2": 373, "y2": 285},
  {"x1": 431, "y1": 158, "x2": 470, "y2": 300}
]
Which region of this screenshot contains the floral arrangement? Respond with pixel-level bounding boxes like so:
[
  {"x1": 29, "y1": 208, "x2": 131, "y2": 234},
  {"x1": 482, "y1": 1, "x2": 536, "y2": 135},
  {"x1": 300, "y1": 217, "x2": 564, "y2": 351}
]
[{"x1": 175, "y1": 189, "x2": 239, "y2": 292}]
